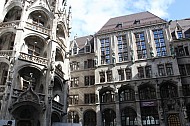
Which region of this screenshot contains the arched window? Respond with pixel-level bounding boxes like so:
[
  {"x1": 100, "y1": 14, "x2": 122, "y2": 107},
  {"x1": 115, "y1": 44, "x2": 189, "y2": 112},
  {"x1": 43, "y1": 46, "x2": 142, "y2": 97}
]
[
  {"x1": 54, "y1": 94, "x2": 60, "y2": 102},
  {"x1": 141, "y1": 107, "x2": 159, "y2": 126},
  {"x1": 100, "y1": 90, "x2": 115, "y2": 103},
  {"x1": 68, "y1": 111, "x2": 79, "y2": 123},
  {"x1": 102, "y1": 109, "x2": 116, "y2": 126},
  {"x1": 167, "y1": 114, "x2": 180, "y2": 126},
  {"x1": 139, "y1": 86, "x2": 156, "y2": 100},
  {"x1": 160, "y1": 83, "x2": 178, "y2": 99},
  {"x1": 119, "y1": 88, "x2": 135, "y2": 101},
  {"x1": 84, "y1": 110, "x2": 96, "y2": 126},
  {"x1": 121, "y1": 107, "x2": 137, "y2": 126}
]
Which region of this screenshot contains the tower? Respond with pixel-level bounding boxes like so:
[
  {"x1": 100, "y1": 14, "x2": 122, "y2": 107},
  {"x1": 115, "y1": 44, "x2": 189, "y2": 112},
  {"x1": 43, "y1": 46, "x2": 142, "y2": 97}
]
[{"x1": 0, "y1": 0, "x2": 71, "y2": 125}]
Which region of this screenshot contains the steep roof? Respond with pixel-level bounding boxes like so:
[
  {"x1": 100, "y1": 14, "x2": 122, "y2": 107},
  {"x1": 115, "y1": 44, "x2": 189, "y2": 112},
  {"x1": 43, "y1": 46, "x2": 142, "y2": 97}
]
[
  {"x1": 97, "y1": 11, "x2": 166, "y2": 34},
  {"x1": 170, "y1": 18, "x2": 190, "y2": 32},
  {"x1": 74, "y1": 35, "x2": 94, "y2": 49}
]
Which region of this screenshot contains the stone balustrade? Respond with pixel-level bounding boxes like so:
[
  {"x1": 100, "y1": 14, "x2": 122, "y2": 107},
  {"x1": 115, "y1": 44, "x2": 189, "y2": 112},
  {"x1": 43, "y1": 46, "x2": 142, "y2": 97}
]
[
  {"x1": 55, "y1": 66, "x2": 65, "y2": 78},
  {"x1": 0, "y1": 21, "x2": 20, "y2": 29},
  {"x1": 19, "y1": 52, "x2": 48, "y2": 66},
  {"x1": 25, "y1": 22, "x2": 51, "y2": 35},
  {"x1": 0, "y1": 50, "x2": 13, "y2": 57},
  {"x1": 52, "y1": 100, "x2": 64, "y2": 111}
]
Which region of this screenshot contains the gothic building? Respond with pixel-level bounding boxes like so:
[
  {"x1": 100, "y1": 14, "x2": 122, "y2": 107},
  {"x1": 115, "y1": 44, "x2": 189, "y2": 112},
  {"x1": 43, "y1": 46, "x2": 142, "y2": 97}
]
[
  {"x1": 69, "y1": 11, "x2": 190, "y2": 126},
  {"x1": 0, "y1": 0, "x2": 71, "y2": 126}
]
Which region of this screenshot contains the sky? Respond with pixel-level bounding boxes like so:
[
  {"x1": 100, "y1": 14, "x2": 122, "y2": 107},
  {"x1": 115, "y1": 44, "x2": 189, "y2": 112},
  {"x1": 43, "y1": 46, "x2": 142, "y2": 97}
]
[{"x1": 67, "y1": 0, "x2": 190, "y2": 39}]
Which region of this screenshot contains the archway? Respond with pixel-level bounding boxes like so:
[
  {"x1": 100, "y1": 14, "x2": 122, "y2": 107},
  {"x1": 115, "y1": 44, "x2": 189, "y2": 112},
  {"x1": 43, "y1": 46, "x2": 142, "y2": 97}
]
[
  {"x1": 12, "y1": 104, "x2": 41, "y2": 126},
  {"x1": 83, "y1": 110, "x2": 96, "y2": 126}
]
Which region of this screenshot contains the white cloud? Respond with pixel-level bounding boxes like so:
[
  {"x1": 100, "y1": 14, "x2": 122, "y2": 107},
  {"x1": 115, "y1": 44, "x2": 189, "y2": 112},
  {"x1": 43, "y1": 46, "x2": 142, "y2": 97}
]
[{"x1": 67, "y1": 0, "x2": 175, "y2": 39}]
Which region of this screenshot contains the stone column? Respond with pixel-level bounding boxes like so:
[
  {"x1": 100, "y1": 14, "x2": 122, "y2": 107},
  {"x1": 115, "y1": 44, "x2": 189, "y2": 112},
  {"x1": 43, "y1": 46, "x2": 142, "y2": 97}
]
[
  {"x1": 135, "y1": 83, "x2": 142, "y2": 126},
  {"x1": 115, "y1": 90, "x2": 121, "y2": 126},
  {"x1": 96, "y1": 89, "x2": 102, "y2": 126}
]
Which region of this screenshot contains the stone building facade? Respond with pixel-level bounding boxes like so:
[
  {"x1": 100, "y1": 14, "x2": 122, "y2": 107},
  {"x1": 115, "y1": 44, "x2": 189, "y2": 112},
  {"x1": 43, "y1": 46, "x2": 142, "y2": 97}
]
[
  {"x1": 69, "y1": 12, "x2": 190, "y2": 126},
  {"x1": 0, "y1": 0, "x2": 71, "y2": 125}
]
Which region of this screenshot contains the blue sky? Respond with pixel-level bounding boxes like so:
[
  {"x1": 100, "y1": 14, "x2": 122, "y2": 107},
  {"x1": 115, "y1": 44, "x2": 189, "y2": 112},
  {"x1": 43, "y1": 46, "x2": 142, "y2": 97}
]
[
  {"x1": 66, "y1": 0, "x2": 189, "y2": 39},
  {"x1": 168, "y1": 0, "x2": 190, "y2": 20}
]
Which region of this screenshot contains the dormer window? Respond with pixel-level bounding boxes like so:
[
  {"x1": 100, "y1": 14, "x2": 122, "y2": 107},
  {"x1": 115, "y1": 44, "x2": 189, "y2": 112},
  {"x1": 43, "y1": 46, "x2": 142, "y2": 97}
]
[
  {"x1": 116, "y1": 23, "x2": 122, "y2": 28},
  {"x1": 73, "y1": 43, "x2": 78, "y2": 55},
  {"x1": 134, "y1": 20, "x2": 140, "y2": 24},
  {"x1": 177, "y1": 31, "x2": 183, "y2": 39},
  {"x1": 85, "y1": 42, "x2": 91, "y2": 53}
]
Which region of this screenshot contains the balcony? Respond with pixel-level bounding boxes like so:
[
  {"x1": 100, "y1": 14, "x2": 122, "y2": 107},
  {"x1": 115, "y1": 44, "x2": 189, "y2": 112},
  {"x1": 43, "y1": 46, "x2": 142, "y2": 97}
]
[
  {"x1": 25, "y1": 22, "x2": 51, "y2": 36},
  {"x1": 57, "y1": 37, "x2": 66, "y2": 50},
  {"x1": 0, "y1": 21, "x2": 20, "y2": 29},
  {"x1": 55, "y1": 66, "x2": 65, "y2": 78},
  {"x1": 0, "y1": 50, "x2": 14, "y2": 57},
  {"x1": 52, "y1": 100, "x2": 64, "y2": 111},
  {"x1": 19, "y1": 52, "x2": 48, "y2": 66}
]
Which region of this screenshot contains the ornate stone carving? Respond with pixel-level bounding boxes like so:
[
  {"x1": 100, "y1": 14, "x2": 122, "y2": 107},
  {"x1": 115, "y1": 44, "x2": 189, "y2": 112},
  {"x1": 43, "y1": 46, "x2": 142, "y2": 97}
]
[{"x1": 18, "y1": 87, "x2": 40, "y2": 104}]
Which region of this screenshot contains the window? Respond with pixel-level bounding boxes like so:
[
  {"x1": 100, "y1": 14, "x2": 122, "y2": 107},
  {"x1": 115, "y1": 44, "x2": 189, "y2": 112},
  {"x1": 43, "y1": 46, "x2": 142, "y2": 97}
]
[
  {"x1": 84, "y1": 76, "x2": 95, "y2": 86},
  {"x1": 186, "y1": 104, "x2": 190, "y2": 122},
  {"x1": 158, "y1": 64, "x2": 165, "y2": 76},
  {"x1": 100, "y1": 71, "x2": 105, "y2": 83},
  {"x1": 153, "y1": 29, "x2": 167, "y2": 56},
  {"x1": 165, "y1": 63, "x2": 173, "y2": 75},
  {"x1": 139, "y1": 86, "x2": 156, "y2": 100},
  {"x1": 70, "y1": 61, "x2": 79, "y2": 71},
  {"x1": 118, "y1": 69, "x2": 124, "y2": 81},
  {"x1": 138, "y1": 67, "x2": 144, "y2": 78},
  {"x1": 125, "y1": 68, "x2": 132, "y2": 80},
  {"x1": 141, "y1": 107, "x2": 159, "y2": 126},
  {"x1": 117, "y1": 35, "x2": 128, "y2": 62},
  {"x1": 182, "y1": 84, "x2": 190, "y2": 96},
  {"x1": 119, "y1": 88, "x2": 135, "y2": 101},
  {"x1": 70, "y1": 77, "x2": 79, "y2": 87},
  {"x1": 167, "y1": 114, "x2": 180, "y2": 126},
  {"x1": 85, "y1": 43, "x2": 91, "y2": 53},
  {"x1": 145, "y1": 66, "x2": 152, "y2": 78},
  {"x1": 177, "y1": 31, "x2": 183, "y2": 39},
  {"x1": 179, "y1": 64, "x2": 186, "y2": 76},
  {"x1": 1, "y1": 70, "x2": 8, "y2": 85},
  {"x1": 101, "y1": 38, "x2": 111, "y2": 64},
  {"x1": 28, "y1": 43, "x2": 40, "y2": 56},
  {"x1": 101, "y1": 90, "x2": 115, "y2": 103},
  {"x1": 106, "y1": 70, "x2": 112, "y2": 82},
  {"x1": 84, "y1": 93, "x2": 95, "y2": 104},
  {"x1": 84, "y1": 110, "x2": 96, "y2": 126},
  {"x1": 121, "y1": 107, "x2": 137, "y2": 126},
  {"x1": 160, "y1": 84, "x2": 178, "y2": 99},
  {"x1": 175, "y1": 46, "x2": 189, "y2": 56},
  {"x1": 69, "y1": 95, "x2": 79, "y2": 105},
  {"x1": 102, "y1": 109, "x2": 116, "y2": 126},
  {"x1": 84, "y1": 59, "x2": 95, "y2": 69},
  {"x1": 186, "y1": 64, "x2": 190, "y2": 75},
  {"x1": 68, "y1": 111, "x2": 79, "y2": 123},
  {"x1": 135, "y1": 32, "x2": 147, "y2": 59},
  {"x1": 73, "y1": 43, "x2": 78, "y2": 54}
]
